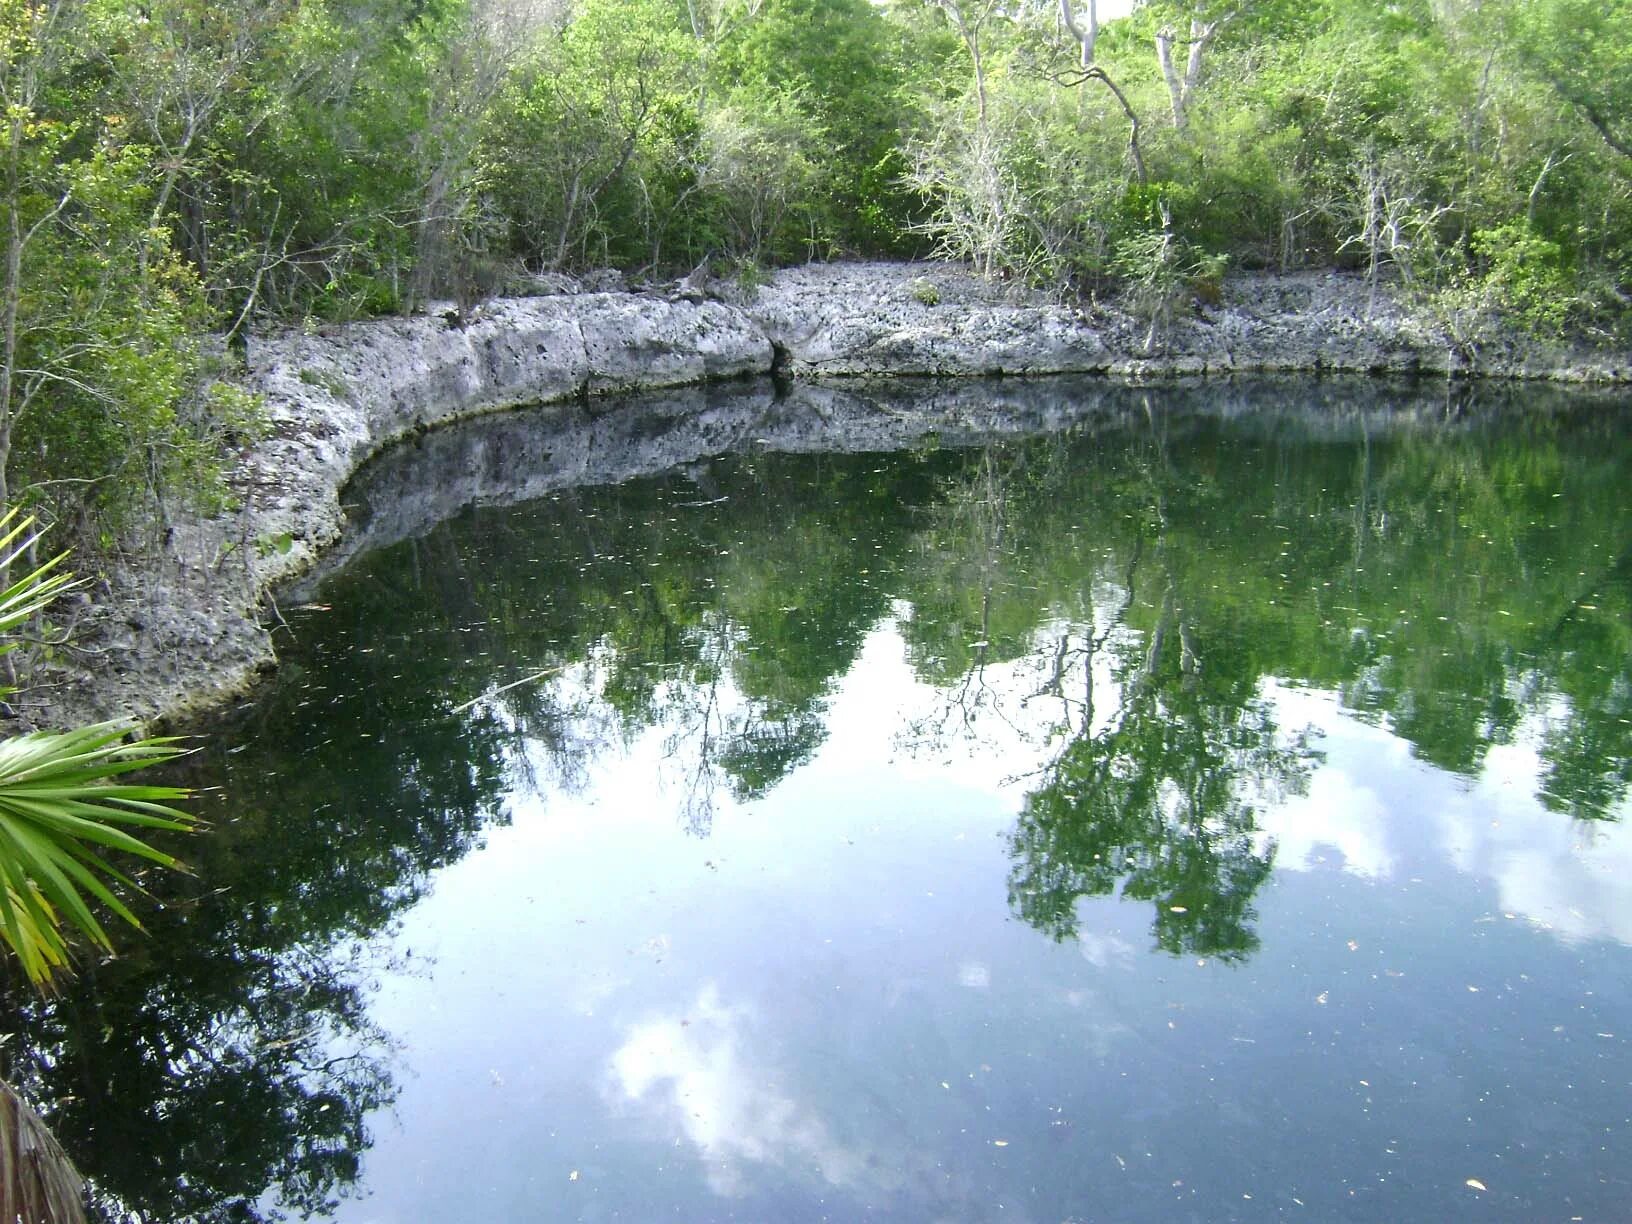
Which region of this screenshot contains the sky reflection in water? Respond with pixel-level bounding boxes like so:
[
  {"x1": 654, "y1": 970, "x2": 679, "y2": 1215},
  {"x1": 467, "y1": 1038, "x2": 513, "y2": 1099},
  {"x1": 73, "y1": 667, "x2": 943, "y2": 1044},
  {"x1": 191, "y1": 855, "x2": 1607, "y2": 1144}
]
[
  {"x1": 353, "y1": 618, "x2": 1629, "y2": 1223},
  {"x1": 7, "y1": 379, "x2": 1628, "y2": 1223}
]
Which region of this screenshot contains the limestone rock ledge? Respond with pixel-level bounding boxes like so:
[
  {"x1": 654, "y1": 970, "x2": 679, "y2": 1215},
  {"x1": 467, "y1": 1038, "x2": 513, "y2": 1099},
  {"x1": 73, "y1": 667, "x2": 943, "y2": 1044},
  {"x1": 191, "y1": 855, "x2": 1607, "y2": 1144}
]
[
  {"x1": 15, "y1": 260, "x2": 1628, "y2": 731},
  {"x1": 242, "y1": 293, "x2": 771, "y2": 576},
  {"x1": 24, "y1": 294, "x2": 771, "y2": 731},
  {"x1": 727, "y1": 262, "x2": 1629, "y2": 381}
]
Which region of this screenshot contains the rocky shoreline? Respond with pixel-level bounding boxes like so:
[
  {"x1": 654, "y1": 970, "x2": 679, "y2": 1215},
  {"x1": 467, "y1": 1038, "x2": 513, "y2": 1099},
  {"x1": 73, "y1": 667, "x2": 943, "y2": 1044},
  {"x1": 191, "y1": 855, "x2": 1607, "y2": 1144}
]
[{"x1": 16, "y1": 261, "x2": 1630, "y2": 732}]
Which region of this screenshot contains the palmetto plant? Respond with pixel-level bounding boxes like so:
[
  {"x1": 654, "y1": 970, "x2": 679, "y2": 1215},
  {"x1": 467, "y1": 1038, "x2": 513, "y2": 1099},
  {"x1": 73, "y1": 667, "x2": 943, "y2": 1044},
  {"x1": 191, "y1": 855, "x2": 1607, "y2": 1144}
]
[
  {"x1": 0, "y1": 509, "x2": 197, "y2": 988},
  {"x1": 0, "y1": 721, "x2": 195, "y2": 986},
  {"x1": 0, "y1": 510, "x2": 198, "y2": 1222}
]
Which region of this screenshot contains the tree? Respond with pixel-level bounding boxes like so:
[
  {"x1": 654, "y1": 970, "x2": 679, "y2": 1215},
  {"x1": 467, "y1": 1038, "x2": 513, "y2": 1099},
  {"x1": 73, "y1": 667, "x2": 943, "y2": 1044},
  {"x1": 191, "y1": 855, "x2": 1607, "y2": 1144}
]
[
  {"x1": 0, "y1": 0, "x2": 246, "y2": 546},
  {"x1": 700, "y1": 88, "x2": 826, "y2": 261},
  {"x1": 1152, "y1": 4, "x2": 1233, "y2": 131},
  {"x1": 1501, "y1": 0, "x2": 1632, "y2": 162},
  {"x1": 480, "y1": 0, "x2": 701, "y2": 269},
  {"x1": 711, "y1": 0, "x2": 914, "y2": 252}
]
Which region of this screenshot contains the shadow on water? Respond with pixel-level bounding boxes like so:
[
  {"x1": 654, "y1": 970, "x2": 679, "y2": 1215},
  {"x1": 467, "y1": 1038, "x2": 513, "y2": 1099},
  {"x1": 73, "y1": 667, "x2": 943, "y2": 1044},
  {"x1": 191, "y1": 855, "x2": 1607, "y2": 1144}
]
[{"x1": 1, "y1": 375, "x2": 1628, "y2": 1219}]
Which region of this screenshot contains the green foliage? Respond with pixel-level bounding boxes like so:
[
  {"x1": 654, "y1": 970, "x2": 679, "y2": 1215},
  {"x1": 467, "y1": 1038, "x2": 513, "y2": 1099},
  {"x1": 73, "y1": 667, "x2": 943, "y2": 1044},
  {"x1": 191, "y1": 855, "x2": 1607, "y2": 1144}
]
[
  {"x1": 0, "y1": 0, "x2": 1629, "y2": 564},
  {"x1": 699, "y1": 86, "x2": 828, "y2": 262},
  {"x1": 1468, "y1": 220, "x2": 1576, "y2": 336},
  {"x1": 1111, "y1": 217, "x2": 1187, "y2": 331},
  {"x1": 0, "y1": 0, "x2": 267, "y2": 548},
  {"x1": 1105, "y1": 191, "x2": 1227, "y2": 337},
  {"x1": 1427, "y1": 220, "x2": 1584, "y2": 352},
  {"x1": 0, "y1": 511, "x2": 196, "y2": 988},
  {"x1": 710, "y1": 0, "x2": 918, "y2": 253},
  {"x1": 12, "y1": 0, "x2": 1628, "y2": 363},
  {"x1": 897, "y1": 0, "x2": 1629, "y2": 321},
  {"x1": 479, "y1": 0, "x2": 702, "y2": 270},
  {"x1": 1500, "y1": 0, "x2": 1632, "y2": 164}
]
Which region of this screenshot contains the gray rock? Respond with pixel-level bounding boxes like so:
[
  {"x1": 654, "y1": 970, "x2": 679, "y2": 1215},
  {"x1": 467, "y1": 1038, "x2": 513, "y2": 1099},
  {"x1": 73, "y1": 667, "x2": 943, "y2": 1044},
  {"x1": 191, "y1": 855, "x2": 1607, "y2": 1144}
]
[
  {"x1": 578, "y1": 268, "x2": 628, "y2": 294},
  {"x1": 16, "y1": 261, "x2": 1627, "y2": 732},
  {"x1": 727, "y1": 262, "x2": 1107, "y2": 376}
]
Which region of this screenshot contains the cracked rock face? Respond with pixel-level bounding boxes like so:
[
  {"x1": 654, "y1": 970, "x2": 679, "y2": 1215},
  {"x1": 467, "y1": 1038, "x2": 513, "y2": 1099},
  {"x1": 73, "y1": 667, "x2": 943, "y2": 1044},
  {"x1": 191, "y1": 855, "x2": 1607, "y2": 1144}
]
[
  {"x1": 15, "y1": 262, "x2": 1626, "y2": 732},
  {"x1": 728, "y1": 263, "x2": 1628, "y2": 382},
  {"x1": 725, "y1": 262, "x2": 1110, "y2": 376}
]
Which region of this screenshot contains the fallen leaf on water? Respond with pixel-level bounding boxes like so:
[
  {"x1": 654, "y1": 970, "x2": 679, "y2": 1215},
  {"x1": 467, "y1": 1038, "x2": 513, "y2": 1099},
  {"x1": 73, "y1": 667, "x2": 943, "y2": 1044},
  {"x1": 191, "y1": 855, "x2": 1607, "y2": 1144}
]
[{"x1": 1466, "y1": 1179, "x2": 1487, "y2": 1192}]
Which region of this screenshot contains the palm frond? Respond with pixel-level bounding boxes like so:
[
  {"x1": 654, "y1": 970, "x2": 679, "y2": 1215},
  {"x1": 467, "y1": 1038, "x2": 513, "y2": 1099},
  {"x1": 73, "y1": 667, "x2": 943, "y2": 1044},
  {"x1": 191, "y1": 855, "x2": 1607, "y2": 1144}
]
[
  {"x1": 0, "y1": 508, "x2": 199, "y2": 986},
  {"x1": 0, "y1": 722, "x2": 195, "y2": 986},
  {"x1": 0, "y1": 510, "x2": 78, "y2": 653}
]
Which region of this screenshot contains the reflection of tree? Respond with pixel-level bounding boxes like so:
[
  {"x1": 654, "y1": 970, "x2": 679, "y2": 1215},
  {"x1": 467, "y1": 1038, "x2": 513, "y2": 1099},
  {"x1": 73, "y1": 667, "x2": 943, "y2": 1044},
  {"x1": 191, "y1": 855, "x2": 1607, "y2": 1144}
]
[
  {"x1": 0, "y1": 613, "x2": 511, "y2": 1220},
  {"x1": 380, "y1": 453, "x2": 930, "y2": 830},
  {"x1": 6, "y1": 381, "x2": 1623, "y2": 1213},
  {"x1": 9, "y1": 942, "x2": 393, "y2": 1223},
  {"x1": 901, "y1": 437, "x2": 1098, "y2": 759},
  {"x1": 314, "y1": 388, "x2": 1632, "y2": 841},
  {"x1": 1531, "y1": 546, "x2": 1632, "y2": 820},
  {"x1": 922, "y1": 415, "x2": 1316, "y2": 961},
  {"x1": 1007, "y1": 622, "x2": 1310, "y2": 960},
  {"x1": 898, "y1": 390, "x2": 1632, "y2": 960}
]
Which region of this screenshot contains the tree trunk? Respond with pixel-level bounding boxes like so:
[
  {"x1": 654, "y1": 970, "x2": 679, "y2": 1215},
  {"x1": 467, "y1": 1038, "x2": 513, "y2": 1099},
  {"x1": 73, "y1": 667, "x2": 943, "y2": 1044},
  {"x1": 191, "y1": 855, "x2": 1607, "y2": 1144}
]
[
  {"x1": 0, "y1": 1077, "x2": 87, "y2": 1224},
  {"x1": 1156, "y1": 17, "x2": 1223, "y2": 131},
  {"x1": 1081, "y1": 67, "x2": 1149, "y2": 186},
  {"x1": 1059, "y1": 0, "x2": 1098, "y2": 69},
  {"x1": 1, "y1": 107, "x2": 25, "y2": 527}
]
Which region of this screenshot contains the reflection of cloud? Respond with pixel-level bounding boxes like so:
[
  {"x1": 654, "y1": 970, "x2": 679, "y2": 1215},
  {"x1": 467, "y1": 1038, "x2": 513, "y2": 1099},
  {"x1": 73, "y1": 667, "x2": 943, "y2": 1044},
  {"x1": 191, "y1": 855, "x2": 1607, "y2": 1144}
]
[
  {"x1": 1059, "y1": 986, "x2": 1134, "y2": 1059},
  {"x1": 608, "y1": 984, "x2": 892, "y2": 1199},
  {"x1": 566, "y1": 972, "x2": 626, "y2": 1017},
  {"x1": 1264, "y1": 764, "x2": 1396, "y2": 879},
  {"x1": 1077, "y1": 933, "x2": 1136, "y2": 971},
  {"x1": 1263, "y1": 686, "x2": 1632, "y2": 948},
  {"x1": 1440, "y1": 742, "x2": 1632, "y2": 946}
]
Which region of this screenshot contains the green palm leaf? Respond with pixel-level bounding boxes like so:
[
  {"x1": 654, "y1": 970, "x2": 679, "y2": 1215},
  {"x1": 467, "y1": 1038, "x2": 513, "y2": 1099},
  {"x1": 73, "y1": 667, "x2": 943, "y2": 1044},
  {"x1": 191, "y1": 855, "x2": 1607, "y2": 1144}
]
[
  {"x1": 0, "y1": 721, "x2": 196, "y2": 987},
  {"x1": 0, "y1": 511, "x2": 77, "y2": 648},
  {"x1": 0, "y1": 507, "x2": 198, "y2": 989}
]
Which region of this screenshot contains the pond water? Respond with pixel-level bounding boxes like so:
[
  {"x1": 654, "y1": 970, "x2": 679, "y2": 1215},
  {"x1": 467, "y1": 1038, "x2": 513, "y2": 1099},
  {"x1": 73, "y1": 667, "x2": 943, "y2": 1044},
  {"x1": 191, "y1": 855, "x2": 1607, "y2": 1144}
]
[{"x1": 5, "y1": 377, "x2": 1631, "y2": 1222}]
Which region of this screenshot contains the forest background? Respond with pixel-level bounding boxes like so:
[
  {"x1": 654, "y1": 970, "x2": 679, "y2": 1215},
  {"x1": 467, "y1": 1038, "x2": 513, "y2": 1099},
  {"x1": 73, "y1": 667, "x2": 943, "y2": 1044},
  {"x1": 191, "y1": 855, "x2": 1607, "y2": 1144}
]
[{"x1": 1, "y1": 0, "x2": 1629, "y2": 564}]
